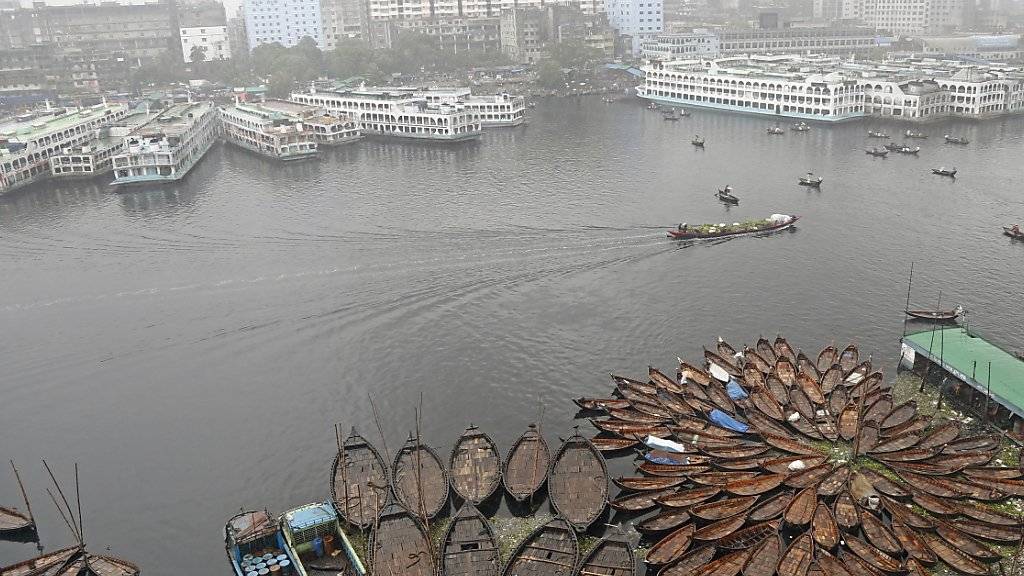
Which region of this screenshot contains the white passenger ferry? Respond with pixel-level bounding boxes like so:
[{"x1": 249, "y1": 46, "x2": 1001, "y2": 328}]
[
  {"x1": 414, "y1": 88, "x2": 526, "y2": 127},
  {"x1": 110, "y1": 101, "x2": 220, "y2": 187},
  {"x1": 290, "y1": 86, "x2": 483, "y2": 142},
  {"x1": 0, "y1": 102, "x2": 130, "y2": 195},
  {"x1": 220, "y1": 100, "x2": 320, "y2": 161},
  {"x1": 51, "y1": 110, "x2": 162, "y2": 179}
]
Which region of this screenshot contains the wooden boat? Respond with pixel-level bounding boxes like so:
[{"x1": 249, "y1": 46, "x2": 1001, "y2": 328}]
[
  {"x1": 737, "y1": 491, "x2": 789, "y2": 523},
  {"x1": 862, "y1": 397, "x2": 893, "y2": 425},
  {"x1": 693, "y1": 514, "x2": 746, "y2": 541},
  {"x1": 741, "y1": 534, "x2": 782, "y2": 576},
  {"x1": 919, "y1": 531, "x2": 990, "y2": 576},
  {"x1": 906, "y1": 559, "x2": 930, "y2": 576},
  {"x1": 798, "y1": 173, "x2": 823, "y2": 187},
  {"x1": 905, "y1": 306, "x2": 962, "y2": 321},
  {"x1": 857, "y1": 469, "x2": 910, "y2": 498},
  {"x1": 816, "y1": 346, "x2": 838, "y2": 372},
  {"x1": 627, "y1": 399, "x2": 674, "y2": 420},
  {"x1": 963, "y1": 466, "x2": 1022, "y2": 480},
  {"x1": 773, "y1": 336, "x2": 797, "y2": 363},
  {"x1": 639, "y1": 462, "x2": 712, "y2": 478},
  {"x1": 856, "y1": 424, "x2": 879, "y2": 453},
  {"x1": 606, "y1": 407, "x2": 669, "y2": 424},
  {"x1": 725, "y1": 473, "x2": 786, "y2": 496},
  {"x1": 879, "y1": 416, "x2": 929, "y2": 438},
  {"x1": 657, "y1": 546, "x2": 715, "y2": 576},
  {"x1": 956, "y1": 500, "x2": 1020, "y2": 525},
  {"x1": 225, "y1": 510, "x2": 297, "y2": 576},
  {"x1": 705, "y1": 349, "x2": 742, "y2": 378},
  {"x1": 936, "y1": 522, "x2": 1001, "y2": 561},
  {"x1": 775, "y1": 357, "x2": 797, "y2": 387},
  {"x1": 678, "y1": 361, "x2": 713, "y2": 386},
  {"x1": 449, "y1": 425, "x2": 502, "y2": 505},
  {"x1": 590, "y1": 419, "x2": 669, "y2": 438},
  {"x1": 880, "y1": 495, "x2": 935, "y2": 530},
  {"x1": 503, "y1": 424, "x2": 550, "y2": 503},
  {"x1": 715, "y1": 457, "x2": 766, "y2": 471},
  {"x1": 842, "y1": 551, "x2": 889, "y2": 576},
  {"x1": 591, "y1": 436, "x2": 640, "y2": 453},
  {"x1": 944, "y1": 134, "x2": 969, "y2": 145},
  {"x1": 776, "y1": 533, "x2": 812, "y2": 576},
  {"x1": 657, "y1": 392, "x2": 694, "y2": 416},
  {"x1": 613, "y1": 476, "x2": 686, "y2": 491},
  {"x1": 637, "y1": 507, "x2": 691, "y2": 534},
  {"x1": 814, "y1": 549, "x2": 854, "y2": 576},
  {"x1": 706, "y1": 382, "x2": 737, "y2": 413},
  {"x1": 610, "y1": 488, "x2": 676, "y2": 512},
  {"x1": 962, "y1": 475, "x2": 1024, "y2": 496},
  {"x1": 783, "y1": 486, "x2": 817, "y2": 526},
  {"x1": 692, "y1": 548, "x2": 755, "y2": 576},
  {"x1": 331, "y1": 427, "x2": 389, "y2": 530},
  {"x1": 896, "y1": 471, "x2": 960, "y2": 498},
  {"x1": 868, "y1": 433, "x2": 920, "y2": 454},
  {"x1": 667, "y1": 215, "x2": 800, "y2": 240},
  {"x1": 690, "y1": 495, "x2": 758, "y2": 520},
  {"x1": 788, "y1": 388, "x2": 815, "y2": 421},
  {"x1": 944, "y1": 434, "x2": 1001, "y2": 454},
  {"x1": 0, "y1": 506, "x2": 32, "y2": 535},
  {"x1": 786, "y1": 464, "x2": 832, "y2": 489},
  {"x1": 281, "y1": 502, "x2": 368, "y2": 576},
  {"x1": 937, "y1": 476, "x2": 1003, "y2": 501},
  {"x1": 573, "y1": 535, "x2": 635, "y2": 576},
  {"x1": 898, "y1": 453, "x2": 991, "y2": 475},
  {"x1": 718, "y1": 188, "x2": 740, "y2": 205},
  {"x1": 874, "y1": 448, "x2": 937, "y2": 463},
  {"x1": 765, "y1": 374, "x2": 789, "y2": 405},
  {"x1": 865, "y1": 147, "x2": 889, "y2": 157},
  {"x1": 746, "y1": 409, "x2": 791, "y2": 437},
  {"x1": 832, "y1": 491, "x2": 859, "y2": 530},
  {"x1": 756, "y1": 337, "x2": 777, "y2": 362},
  {"x1": 911, "y1": 490, "x2": 958, "y2": 515},
  {"x1": 880, "y1": 400, "x2": 916, "y2": 429},
  {"x1": 649, "y1": 366, "x2": 685, "y2": 394},
  {"x1": 816, "y1": 467, "x2": 850, "y2": 497},
  {"x1": 843, "y1": 361, "x2": 872, "y2": 385},
  {"x1": 957, "y1": 519, "x2": 1022, "y2": 542},
  {"x1": 646, "y1": 525, "x2": 695, "y2": 566},
  {"x1": 613, "y1": 375, "x2": 659, "y2": 396},
  {"x1": 836, "y1": 406, "x2": 859, "y2": 441},
  {"x1": 891, "y1": 520, "x2": 936, "y2": 564},
  {"x1": 859, "y1": 509, "x2": 901, "y2": 554},
  {"x1": 393, "y1": 435, "x2": 450, "y2": 519},
  {"x1": 811, "y1": 503, "x2": 839, "y2": 549},
  {"x1": 442, "y1": 503, "x2": 499, "y2": 576},
  {"x1": 674, "y1": 415, "x2": 742, "y2": 438},
  {"x1": 818, "y1": 366, "x2": 841, "y2": 396},
  {"x1": 838, "y1": 344, "x2": 858, "y2": 373},
  {"x1": 796, "y1": 352, "x2": 820, "y2": 379},
  {"x1": 715, "y1": 519, "x2": 779, "y2": 550},
  {"x1": 744, "y1": 348, "x2": 772, "y2": 373},
  {"x1": 931, "y1": 167, "x2": 957, "y2": 177},
  {"x1": 763, "y1": 435, "x2": 821, "y2": 456},
  {"x1": 814, "y1": 413, "x2": 839, "y2": 442},
  {"x1": 0, "y1": 546, "x2": 140, "y2": 576},
  {"x1": 795, "y1": 373, "x2": 825, "y2": 405},
  {"x1": 549, "y1": 433, "x2": 607, "y2": 531},
  {"x1": 690, "y1": 471, "x2": 759, "y2": 486},
  {"x1": 574, "y1": 397, "x2": 633, "y2": 411},
  {"x1": 501, "y1": 517, "x2": 578, "y2": 576},
  {"x1": 1004, "y1": 225, "x2": 1024, "y2": 240},
  {"x1": 844, "y1": 536, "x2": 901, "y2": 573},
  {"x1": 905, "y1": 129, "x2": 928, "y2": 139},
  {"x1": 657, "y1": 486, "x2": 720, "y2": 508},
  {"x1": 788, "y1": 414, "x2": 821, "y2": 443}
]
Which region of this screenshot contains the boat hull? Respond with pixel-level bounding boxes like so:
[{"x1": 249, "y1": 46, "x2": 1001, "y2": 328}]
[{"x1": 668, "y1": 216, "x2": 800, "y2": 240}]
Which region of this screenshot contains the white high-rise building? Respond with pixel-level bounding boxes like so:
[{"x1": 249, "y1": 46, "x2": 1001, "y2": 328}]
[
  {"x1": 607, "y1": 0, "x2": 663, "y2": 54},
  {"x1": 842, "y1": 0, "x2": 964, "y2": 34},
  {"x1": 244, "y1": 0, "x2": 325, "y2": 49}
]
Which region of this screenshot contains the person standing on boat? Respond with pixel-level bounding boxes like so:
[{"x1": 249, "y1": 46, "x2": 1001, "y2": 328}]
[
  {"x1": 678, "y1": 223, "x2": 687, "y2": 232},
  {"x1": 1013, "y1": 224, "x2": 1021, "y2": 235}
]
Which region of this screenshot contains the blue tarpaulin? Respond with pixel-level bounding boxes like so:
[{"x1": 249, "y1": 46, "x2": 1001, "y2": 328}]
[
  {"x1": 726, "y1": 380, "x2": 749, "y2": 400},
  {"x1": 709, "y1": 409, "x2": 750, "y2": 433},
  {"x1": 645, "y1": 452, "x2": 690, "y2": 465}
]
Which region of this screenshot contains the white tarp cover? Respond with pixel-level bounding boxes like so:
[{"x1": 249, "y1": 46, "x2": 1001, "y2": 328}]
[{"x1": 645, "y1": 435, "x2": 687, "y2": 454}]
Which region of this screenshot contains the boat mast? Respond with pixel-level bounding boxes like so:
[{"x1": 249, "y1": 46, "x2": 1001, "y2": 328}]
[
  {"x1": 335, "y1": 423, "x2": 350, "y2": 524},
  {"x1": 415, "y1": 391, "x2": 430, "y2": 536},
  {"x1": 903, "y1": 262, "x2": 914, "y2": 337}
]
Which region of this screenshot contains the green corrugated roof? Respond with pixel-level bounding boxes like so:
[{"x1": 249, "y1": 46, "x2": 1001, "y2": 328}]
[{"x1": 904, "y1": 328, "x2": 1024, "y2": 415}]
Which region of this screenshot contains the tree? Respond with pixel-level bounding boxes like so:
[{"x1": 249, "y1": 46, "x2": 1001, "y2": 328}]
[
  {"x1": 189, "y1": 45, "x2": 208, "y2": 64},
  {"x1": 326, "y1": 39, "x2": 375, "y2": 80},
  {"x1": 536, "y1": 59, "x2": 566, "y2": 89}
]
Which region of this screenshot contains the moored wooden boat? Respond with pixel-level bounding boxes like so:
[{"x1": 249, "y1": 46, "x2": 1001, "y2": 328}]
[
  {"x1": 817, "y1": 346, "x2": 838, "y2": 372},
  {"x1": 746, "y1": 408, "x2": 791, "y2": 437},
  {"x1": 657, "y1": 546, "x2": 715, "y2": 576},
  {"x1": 225, "y1": 510, "x2": 295, "y2": 576},
  {"x1": 957, "y1": 519, "x2": 1022, "y2": 542},
  {"x1": 828, "y1": 384, "x2": 848, "y2": 415},
  {"x1": 811, "y1": 502, "x2": 839, "y2": 549},
  {"x1": 891, "y1": 520, "x2": 936, "y2": 564},
  {"x1": 611, "y1": 488, "x2": 676, "y2": 512},
  {"x1": 650, "y1": 366, "x2": 685, "y2": 394},
  {"x1": 574, "y1": 397, "x2": 633, "y2": 411},
  {"x1": 725, "y1": 473, "x2": 786, "y2": 496},
  {"x1": 590, "y1": 419, "x2": 669, "y2": 438},
  {"x1": 573, "y1": 535, "x2": 635, "y2": 576},
  {"x1": 756, "y1": 337, "x2": 777, "y2": 362},
  {"x1": 814, "y1": 549, "x2": 854, "y2": 576},
  {"x1": 895, "y1": 470, "x2": 959, "y2": 498},
  {"x1": 880, "y1": 400, "x2": 916, "y2": 429},
  {"x1": 859, "y1": 509, "x2": 901, "y2": 554},
  {"x1": 868, "y1": 433, "x2": 920, "y2": 454},
  {"x1": 839, "y1": 344, "x2": 859, "y2": 373},
  {"x1": 918, "y1": 420, "x2": 961, "y2": 448},
  {"x1": 764, "y1": 434, "x2": 821, "y2": 456},
  {"x1": 716, "y1": 519, "x2": 780, "y2": 549},
  {"x1": 715, "y1": 456, "x2": 767, "y2": 471},
  {"x1": 637, "y1": 507, "x2": 691, "y2": 534},
  {"x1": 844, "y1": 361, "x2": 872, "y2": 384},
  {"x1": 963, "y1": 466, "x2": 1022, "y2": 480},
  {"x1": 873, "y1": 448, "x2": 937, "y2": 463},
  {"x1": 0, "y1": 506, "x2": 33, "y2": 535},
  {"x1": 776, "y1": 533, "x2": 812, "y2": 576},
  {"x1": 750, "y1": 390, "x2": 784, "y2": 421},
  {"x1": 748, "y1": 491, "x2": 794, "y2": 521},
  {"x1": 690, "y1": 495, "x2": 758, "y2": 520},
  {"x1": 331, "y1": 427, "x2": 389, "y2": 530},
  {"x1": 844, "y1": 535, "x2": 901, "y2": 573},
  {"x1": 766, "y1": 374, "x2": 790, "y2": 405},
  {"x1": 783, "y1": 486, "x2": 817, "y2": 526},
  {"x1": 962, "y1": 475, "x2": 1024, "y2": 496},
  {"x1": 678, "y1": 361, "x2": 712, "y2": 385},
  {"x1": 833, "y1": 491, "x2": 859, "y2": 530},
  {"x1": 880, "y1": 495, "x2": 934, "y2": 529},
  {"x1": 744, "y1": 348, "x2": 772, "y2": 373},
  {"x1": 282, "y1": 501, "x2": 367, "y2": 576},
  {"x1": 944, "y1": 434, "x2": 1001, "y2": 454},
  {"x1": 956, "y1": 499, "x2": 1021, "y2": 525},
  {"x1": 638, "y1": 462, "x2": 711, "y2": 477},
  {"x1": 0, "y1": 546, "x2": 140, "y2": 576},
  {"x1": 612, "y1": 476, "x2": 686, "y2": 491},
  {"x1": 591, "y1": 436, "x2": 641, "y2": 453},
  {"x1": 762, "y1": 455, "x2": 826, "y2": 474},
  {"x1": 548, "y1": 432, "x2": 608, "y2": 531},
  {"x1": 857, "y1": 469, "x2": 910, "y2": 498},
  {"x1": 788, "y1": 388, "x2": 815, "y2": 421},
  {"x1": 935, "y1": 522, "x2": 1001, "y2": 561},
  {"x1": 741, "y1": 533, "x2": 782, "y2": 576},
  {"x1": 693, "y1": 514, "x2": 746, "y2": 541},
  {"x1": 607, "y1": 407, "x2": 669, "y2": 424},
  {"x1": 449, "y1": 425, "x2": 502, "y2": 505},
  {"x1": 690, "y1": 471, "x2": 759, "y2": 486},
  {"x1": 796, "y1": 352, "x2": 819, "y2": 378},
  {"x1": 919, "y1": 531, "x2": 990, "y2": 576},
  {"x1": 645, "y1": 525, "x2": 695, "y2": 566},
  {"x1": 774, "y1": 336, "x2": 797, "y2": 363},
  {"x1": 817, "y1": 466, "x2": 850, "y2": 497},
  {"x1": 501, "y1": 517, "x2": 578, "y2": 576},
  {"x1": 775, "y1": 357, "x2": 797, "y2": 387},
  {"x1": 393, "y1": 435, "x2": 450, "y2": 519},
  {"x1": 906, "y1": 306, "x2": 961, "y2": 321},
  {"x1": 863, "y1": 396, "x2": 893, "y2": 425},
  {"x1": 503, "y1": 424, "x2": 551, "y2": 503},
  {"x1": 705, "y1": 349, "x2": 742, "y2": 378},
  {"x1": 785, "y1": 464, "x2": 832, "y2": 489},
  {"x1": 796, "y1": 373, "x2": 825, "y2": 404},
  {"x1": 692, "y1": 547, "x2": 755, "y2": 576},
  {"x1": 656, "y1": 486, "x2": 720, "y2": 508},
  {"x1": 442, "y1": 503, "x2": 500, "y2": 576}
]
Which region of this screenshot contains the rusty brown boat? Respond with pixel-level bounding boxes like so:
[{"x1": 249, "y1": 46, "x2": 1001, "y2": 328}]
[
  {"x1": 844, "y1": 361, "x2": 872, "y2": 385},
  {"x1": 857, "y1": 469, "x2": 910, "y2": 498},
  {"x1": 0, "y1": 547, "x2": 139, "y2": 576},
  {"x1": 868, "y1": 433, "x2": 920, "y2": 454},
  {"x1": 816, "y1": 346, "x2": 838, "y2": 371},
  {"x1": 859, "y1": 509, "x2": 901, "y2": 554},
  {"x1": 650, "y1": 366, "x2": 685, "y2": 394},
  {"x1": 501, "y1": 517, "x2": 578, "y2": 576},
  {"x1": 776, "y1": 533, "x2": 812, "y2": 576},
  {"x1": 855, "y1": 423, "x2": 879, "y2": 453},
  {"x1": 796, "y1": 372, "x2": 825, "y2": 405},
  {"x1": 442, "y1": 502, "x2": 500, "y2": 576},
  {"x1": 610, "y1": 488, "x2": 676, "y2": 512},
  {"x1": 895, "y1": 471, "x2": 960, "y2": 498},
  {"x1": 591, "y1": 436, "x2": 640, "y2": 453},
  {"x1": 679, "y1": 361, "x2": 713, "y2": 386},
  {"x1": 796, "y1": 352, "x2": 820, "y2": 378},
  {"x1": 814, "y1": 549, "x2": 853, "y2": 576},
  {"x1": 692, "y1": 547, "x2": 755, "y2": 576},
  {"x1": 725, "y1": 473, "x2": 786, "y2": 496},
  {"x1": 549, "y1": 432, "x2": 608, "y2": 531},
  {"x1": 674, "y1": 416, "x2": 742, "y2": 439},
  {"x1": 645, "y1": 525, "x2": 696, "y2": 566},
  {"x1": 786, "y1": 464, "x2": 832, "y2": 489},
  {"x1": 657, "y1": 546, "x2": 715, "y2": 576},
  {"x1": 944, "y1": 434, "x2": 1001, "y2": 454},
  {"x1": 750, "y1": 390, "x2": 784, "y2": 421},
  {"x1": 715, "y1": 457, "x2": 766, "y2": 471},
  {"x1": 706, "y1": 382, "x2": 737, "y2": 413},
  {"x1": 717, "y1": 337, "x2": 738, "y2": 357},
  {"x1": 574, "y1": 397, "x2": 632, "y2": 411},
  {"x1": 659, "y1": 392, "x2": 694, "y2": 416},
  {"x1": 957, "y1": 500, "x2": 1019, "y2": 525},
  {"x1": 879, "y1": 415, "x2": 929, "y2": 438},
  {"x1": 816, "y1": 466, "x2": 849, "y2": 497},
  {"x1": 891, "y1": 520, "x2": 936, "y2": 564},
  {"x1": 607, "y1": 407, "x2": 669, "y2": 424},
  {"x1": 936, "y1": 522, "x2": 1001, "y2": 561},
  {"x1": 612, "y1": 476, "x2": 686, "y2": 491},
  {"x1": 773, "y1": 336, "x2": 797, "y2": 362},
  {"x1": 690, "y1": 495, "x2": 758, "y2": 520},
  {"x1": 628, "y1": 399, "x2": 674, "y2": 420},
  {"x1": 844, "y1": 535, "x2": 901, "y2": 573},
  {"x1": 917, "y1": 420, "x2": 961, "y2": 449},
  {"x1": 762, "y1": 455, "x2": 826, "y2": 474},
  {"x1": 690, "y1": 471, "x2": 759, "y2": 486},
  {"x1": 963, "y1": 475, "x2": 1024, "y2": 496},
  {"x1": 693, "y1": 514, "x2": 746, "y2": 541},
  {"x1": 828, "y1": 385, "x2": 848, "y2": 415},
  {"x1": 574, "y1": 535, "x2": 635, "y2": 576},
  {"x1": 964, "y1": 466, "x2": 1022, "y2": 480},
  {"x1": 701, "y1": 445, "x2": 770, "y2": 460},
  {"x1": 503, "y1": 423, "x2": 551, "y2": 503},
  {"x1": 590, "y1": 419, "x2": 669, "y2": 438},
  {"x1": 920, "y1": 531, "x2": 991, "y2": 576},
  {"x1": 713, "y1": 519, "x2": 778, "y2": 550},
  {"x1": 705, "y1": 349, "x2": 742, "y2": 378},
  {"x1": 766, "y1": 374, "x2": 790, "y2": 405},
  {"x1": 873, "y1": 448, "x2": 938, "y2": 463},
  {"x1": 775, "y1": 357, "x2": 798, "y2": 386},
  {"x1": 838, "y1": 344, "x2": 859, "y2": 373},
  {"x1": 613, "y1": 374, "x2": 659, "y2": 395},
  {"x1": 957, "y1": 519, "x2": 1022, "y2": 542},
  {"x1": 906, "y1": 559, "x2": 930, "y2": 576},
  {"x1": 742, "y1": 533, "x2": 782, "y2": 576},
  {"x1": 756, "y1": 337, "x2": 777, "y2": 362},
  {"x1": 880, "y1": 400, "x2": 916, "y2": 429},
  {"x1": 745, "y1": 410, "x2": 791, "y2": 437},
  {"x1": 880, "y1": 495, "x2": 934, "y2": 529},
  {"x1": 372, "y1": 501, "x2": 437, "y2": 576},
  {"x1": 638, "y1": 463, "x2": 711, "y2": 477},
  {"x1": 787, "y1": 388, "x2": 815, "y2": 421},
  {"x1": 862, "y1": 396, "x2": 893, "y2": 425},
  {"x1": 330, "y1": 427, "x2": 389, "y2": 530},
  {"x1": 749, "y1": 491, "x2": 794, "y2": 521},
  {"x1": 788, "y1": 412, "x2": 824, "y2": 440},
  {"x1": 811, "y1": 502, "x2": 839, "y2": 549},
  {"x1": 832, "y1": 491, "x2": 859, "y2": 530},
  {"x1": 764, "y1": 435, "x2": 821, "y2": 456},
  {"x1": 393, "y1": 435, "x2": 450, "y2": 519},
  {"x1": 783, "y1": 486, "x2": 817, "y2": 526},
  {"x1": 911, "y1": 489, "x2": 958, "y2": 515},
  {"x1": 637, "y1": 507, "x2": 691, "y2": 535},
  {"x1": 449, "y1": 425, "x2": 502, "y2": 505}
]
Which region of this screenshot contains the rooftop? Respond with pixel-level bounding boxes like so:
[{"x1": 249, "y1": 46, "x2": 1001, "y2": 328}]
[{"x1": 0, "y1": 103, "x2": 127, "y2": 143}]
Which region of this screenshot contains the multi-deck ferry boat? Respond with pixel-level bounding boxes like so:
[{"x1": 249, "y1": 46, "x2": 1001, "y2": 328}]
[
  {"x1": 220, "y1": 100, "x2": 320, "y2": 161},
  {"x1": 110, "y1": 101, "x2": 220, "y2": 187}
]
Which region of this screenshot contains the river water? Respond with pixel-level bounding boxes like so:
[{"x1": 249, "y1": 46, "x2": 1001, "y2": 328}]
[{"x1": 1, "y1": 97, "x2": 1023, "y2": 574}]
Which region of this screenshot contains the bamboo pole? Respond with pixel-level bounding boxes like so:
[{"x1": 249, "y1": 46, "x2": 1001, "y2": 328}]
[
  {"x1": 335, "y1": 423, "x2": 351, "y2": 522},
  {"x1": 903, "y1": 262, "x2": 914, "y2": 337},
  {"x1": 9, "y1": 460, "x2": 34, "y2": 526},
  {"x1": 528, "y1": 402, "x2": 545, "y2": 508},
  {"x1": 45, "y1": 488, "x2": 79, "y2": 544},
  {"x1": 42, "y1": 459, "x2": 80, "y2": 542},
  {"x1": 74, "y1": 463, "x2": 83, "y2": 547}
]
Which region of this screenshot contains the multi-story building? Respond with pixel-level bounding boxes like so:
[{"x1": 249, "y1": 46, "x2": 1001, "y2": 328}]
[
  {"x1": 111, "y1": 102, "x2": 221, "y2": 186},
  {"x1": 290, "y1": 86, "x2": 483, "y2": 142},
  {"x1": 500, "y1": 5, "x2": 616, "y2": 63},
  {"x1": 244, "y1": 0, "x2": 325, "y2": 49},
  {"x1": 367, "y1": 0, "x2": 603, "y2": 20},
  {"x1": 321, "y1": 0, "x2": 368, "y2": 47},
  {"x1": 638, "y1": 54, "x2": 1024, "y2": 121},
  {"x1": 0, "y1": 0, "x2": 177, "y2": 95},
  {"x1": 841, "y1": 0, "x2": 964, "y2": 34},
  {"x1": 606, "y1": 0, "x2": 664, "y2": 54},
  {"x1": 918, "y1": 34, "x2": 1022, "y2": 60},
  {"x1": 0, "y1": 102, "x2": 130, "y2": 195},
  {"x1": 0, "y1": 44, "x2": 56, "y2": 107},
  {"x1": 640, "y1": 29, "x2": 720, "y2": 59},
  {"x1": 179, "y1": 1, "x2": 231, "y2": 63},
  {"x1": 379, "y1": 17, "x2": 503, "y2": 53}
]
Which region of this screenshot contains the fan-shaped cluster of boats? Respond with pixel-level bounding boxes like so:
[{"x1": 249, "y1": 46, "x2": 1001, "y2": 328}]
[{"x1": 575, "y1": 334, "x2": 1024, "y2": 576}]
